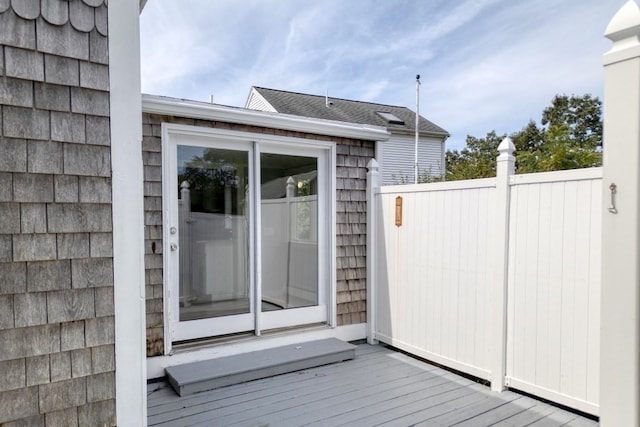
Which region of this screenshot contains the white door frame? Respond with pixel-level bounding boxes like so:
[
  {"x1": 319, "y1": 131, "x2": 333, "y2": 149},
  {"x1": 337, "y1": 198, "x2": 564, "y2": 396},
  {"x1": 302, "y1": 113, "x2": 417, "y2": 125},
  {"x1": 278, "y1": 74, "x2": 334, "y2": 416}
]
[
  {"x1": 164, "y1": 131, "x2": 254, "y2": 343},
  {"x1": 256, "y1": 142, "x2": 330, "y2": 332},
  {"x1": 162, "y1": 123, "x2": 336, "y2": 354}
]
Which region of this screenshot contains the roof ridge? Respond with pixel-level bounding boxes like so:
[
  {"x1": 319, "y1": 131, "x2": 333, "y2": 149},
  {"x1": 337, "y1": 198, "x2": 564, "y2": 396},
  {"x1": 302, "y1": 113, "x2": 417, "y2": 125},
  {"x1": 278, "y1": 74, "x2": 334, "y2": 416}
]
[{"x1": 253, "y1": 86, "x2": 410, "y2": 111}]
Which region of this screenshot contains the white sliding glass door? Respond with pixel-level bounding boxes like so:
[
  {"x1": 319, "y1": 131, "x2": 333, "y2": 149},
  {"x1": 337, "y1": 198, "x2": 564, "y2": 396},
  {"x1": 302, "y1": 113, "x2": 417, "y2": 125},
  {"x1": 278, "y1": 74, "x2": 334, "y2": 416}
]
[
  {"x1": 164, "y1": 126, "x2": 331, "y2": 345},
  {"x1": 258, "y1": 147, "x2": 328, "y2": 331}
]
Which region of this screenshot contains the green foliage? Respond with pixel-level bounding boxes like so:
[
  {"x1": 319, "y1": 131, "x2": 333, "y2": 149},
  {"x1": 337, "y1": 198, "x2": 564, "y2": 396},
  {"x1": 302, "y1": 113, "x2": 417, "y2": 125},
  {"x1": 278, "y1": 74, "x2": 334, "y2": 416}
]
[
  {"x1": 417, "y1": 168, "x2": 443, "y2": 183},
  {"x1": 516, "y1": 124, "x2": 602, "y2": 174},
  {"x1": 178, "y1": 148, "x2": 246, "y2": 214},
  {"x1": 445, "y1": 131, "x2": 504, "y2": 180},
  {"x1": 541, "y1": 94, "x2": 602, "y2": 148},
  {"x1": 446, "y1": 94, "x2": 603, "y2": 181},
  {"x1": 393, "y1": 165, "x2": 443, "y2": 184}
]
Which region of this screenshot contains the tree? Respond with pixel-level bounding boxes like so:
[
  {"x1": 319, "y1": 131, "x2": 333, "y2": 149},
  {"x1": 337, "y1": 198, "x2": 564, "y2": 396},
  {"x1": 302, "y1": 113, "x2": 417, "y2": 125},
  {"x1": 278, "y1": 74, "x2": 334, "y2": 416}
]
[
  {"x1": 445, "y1": 131, "x2": 504, "y2": 180},
  {"x1": 445, "y1": 94, "x2": 602, "y2": 180},
  {"x1": 541, "y1": 94, "x2": 602, "y2": 148},
  {"x1": 178, "y1": 148, "x2": 247, "y2": 214},
  {"x1": 516, "y1": 124, "x2": 602, "y2": 174}
]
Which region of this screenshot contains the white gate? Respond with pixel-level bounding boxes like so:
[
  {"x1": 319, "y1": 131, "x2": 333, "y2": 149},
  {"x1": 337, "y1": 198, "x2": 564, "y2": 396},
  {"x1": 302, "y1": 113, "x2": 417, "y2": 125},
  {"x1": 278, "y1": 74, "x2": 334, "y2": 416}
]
[
  {"x1": 373, "y1": 179, "x2": 496, "y2": 381},
  {"x1": 505, "y1": 170, "x2": 601, "y2": 414}
]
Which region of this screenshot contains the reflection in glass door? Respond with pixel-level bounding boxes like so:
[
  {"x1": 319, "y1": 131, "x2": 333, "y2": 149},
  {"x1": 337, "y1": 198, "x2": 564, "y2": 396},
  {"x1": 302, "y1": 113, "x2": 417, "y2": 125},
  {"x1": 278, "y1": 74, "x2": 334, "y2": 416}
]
[
  {"x1": 260, "y1": 153, "x2": 318, "y2": 311},
  {"x1": 177, "y1": 146, "x2": 250, "y2": 321}
]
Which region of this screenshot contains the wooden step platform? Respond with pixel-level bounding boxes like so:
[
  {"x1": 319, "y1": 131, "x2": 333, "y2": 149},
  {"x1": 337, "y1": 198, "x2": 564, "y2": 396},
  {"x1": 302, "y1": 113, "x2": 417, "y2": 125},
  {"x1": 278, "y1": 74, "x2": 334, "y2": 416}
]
[{"x1": 165, "y1": 338, "x2": 357, "y2": 396}]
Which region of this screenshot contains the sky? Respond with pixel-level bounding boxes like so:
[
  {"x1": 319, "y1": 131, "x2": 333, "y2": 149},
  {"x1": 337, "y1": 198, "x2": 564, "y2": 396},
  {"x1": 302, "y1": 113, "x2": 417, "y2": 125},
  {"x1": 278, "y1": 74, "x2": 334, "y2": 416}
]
[{"x1": 140, "y1": 0, "x2": 624, "y2": 151}]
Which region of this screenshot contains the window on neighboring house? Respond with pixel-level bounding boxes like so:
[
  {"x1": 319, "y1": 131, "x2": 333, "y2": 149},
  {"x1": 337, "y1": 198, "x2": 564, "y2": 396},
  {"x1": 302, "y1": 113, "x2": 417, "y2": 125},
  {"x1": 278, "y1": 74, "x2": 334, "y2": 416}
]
[{"x1": 377, "y1": 111, "x2": 405, "y2": 125}]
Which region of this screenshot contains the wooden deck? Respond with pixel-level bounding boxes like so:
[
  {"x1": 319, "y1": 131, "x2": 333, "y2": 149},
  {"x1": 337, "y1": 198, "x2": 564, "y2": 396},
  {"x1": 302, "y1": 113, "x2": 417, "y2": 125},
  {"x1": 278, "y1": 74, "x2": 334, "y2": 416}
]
[{"x1": 147, "y1": 343, "x2": 599, "y2": 426}]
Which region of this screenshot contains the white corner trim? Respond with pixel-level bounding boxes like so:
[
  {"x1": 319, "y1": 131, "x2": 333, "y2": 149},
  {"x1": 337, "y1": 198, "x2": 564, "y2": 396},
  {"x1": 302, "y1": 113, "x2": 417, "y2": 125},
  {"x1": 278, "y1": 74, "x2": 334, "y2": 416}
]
[
  {"x1": 147, "y1": 323, "x2": 367, "y2": 379},
  {"x1": 109, "y1": 2, "x2": 147, "y2": 426},
  {"x1": 142, "y1": 94, "x2": 390, "y2": 142}
]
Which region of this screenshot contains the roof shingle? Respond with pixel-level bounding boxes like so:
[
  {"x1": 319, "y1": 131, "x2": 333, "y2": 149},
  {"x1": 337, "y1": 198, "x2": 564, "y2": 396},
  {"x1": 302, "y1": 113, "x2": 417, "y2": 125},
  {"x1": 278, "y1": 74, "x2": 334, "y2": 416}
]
[{"x1": 251, "y1": 86, "x2": 449, "y2": 136}]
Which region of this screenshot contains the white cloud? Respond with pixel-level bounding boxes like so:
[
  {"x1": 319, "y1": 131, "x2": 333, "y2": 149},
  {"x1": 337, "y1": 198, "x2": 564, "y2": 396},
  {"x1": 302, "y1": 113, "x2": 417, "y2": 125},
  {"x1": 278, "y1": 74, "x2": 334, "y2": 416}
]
[
  {"x1": 421, "y1": 0, "x2": 618, "y2": 149},
  {"x1": 140, "y1": 0, "x2": 624, "y2": 150}
]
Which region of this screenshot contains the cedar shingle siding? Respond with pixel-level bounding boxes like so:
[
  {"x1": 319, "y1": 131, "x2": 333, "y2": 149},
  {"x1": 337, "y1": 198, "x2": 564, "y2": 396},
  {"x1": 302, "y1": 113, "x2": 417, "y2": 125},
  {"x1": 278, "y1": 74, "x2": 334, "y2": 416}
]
[
  {"x1": 142, "y1": 113, "x2": 373, "y2": 355},
  {"x1": 0, "y1": 1, "x2": 115, "y2": 425},
  {"x1": 336, "y1": 140, "x2": 372, "y2": 325}
]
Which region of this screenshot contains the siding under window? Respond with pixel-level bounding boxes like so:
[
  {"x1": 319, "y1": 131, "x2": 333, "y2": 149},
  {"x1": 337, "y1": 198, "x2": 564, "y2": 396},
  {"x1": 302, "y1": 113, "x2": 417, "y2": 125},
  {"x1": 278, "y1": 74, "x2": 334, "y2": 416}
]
[{"x1": 380, "y1": 134, "x2": 444, "y2": 185}]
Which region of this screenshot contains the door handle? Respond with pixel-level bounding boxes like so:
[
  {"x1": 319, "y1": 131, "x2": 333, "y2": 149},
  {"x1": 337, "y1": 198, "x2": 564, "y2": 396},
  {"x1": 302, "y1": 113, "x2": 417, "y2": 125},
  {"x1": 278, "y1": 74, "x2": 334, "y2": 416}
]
[{"x1": 609, "y1": 183, "x2": 618, "y2": 214}]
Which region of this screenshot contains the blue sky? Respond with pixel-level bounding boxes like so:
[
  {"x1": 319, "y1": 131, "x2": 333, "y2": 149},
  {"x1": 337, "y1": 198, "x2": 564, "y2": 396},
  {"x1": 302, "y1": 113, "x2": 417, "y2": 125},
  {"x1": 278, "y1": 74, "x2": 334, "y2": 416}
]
[{"x1": 140, "y1": 0, "x2": 623, "y2": 151}]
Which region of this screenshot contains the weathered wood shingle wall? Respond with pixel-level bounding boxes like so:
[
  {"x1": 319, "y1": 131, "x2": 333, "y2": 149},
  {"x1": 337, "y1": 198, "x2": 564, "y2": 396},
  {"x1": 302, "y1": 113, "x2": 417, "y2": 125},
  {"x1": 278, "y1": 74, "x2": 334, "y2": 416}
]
[
  {"x1": 142, "y1": 113, "x2": 165, "y2": 358},
  {"x1": 142, "y1": 113, "x2": 374, "y2": 354},
  {"x1": 0, "y1": 1, "x2": 115, "y2": 425},
  {"x1": 336, "y1": 140, "x2": 374, "y2": 325}
]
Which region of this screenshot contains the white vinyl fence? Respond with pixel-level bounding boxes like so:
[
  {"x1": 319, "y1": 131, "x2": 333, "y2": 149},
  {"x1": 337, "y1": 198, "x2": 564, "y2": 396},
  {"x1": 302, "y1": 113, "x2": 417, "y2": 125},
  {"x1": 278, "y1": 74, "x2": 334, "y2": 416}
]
[
  {"x1": 372, "y1": 178, "x2": 497, "y2": 381},
  {"x1": 505, "y1": 169, "x2": 601, "y2": 414},
  {"x1": 368, "y1": 145, "x2": 602, "y2": 415}
]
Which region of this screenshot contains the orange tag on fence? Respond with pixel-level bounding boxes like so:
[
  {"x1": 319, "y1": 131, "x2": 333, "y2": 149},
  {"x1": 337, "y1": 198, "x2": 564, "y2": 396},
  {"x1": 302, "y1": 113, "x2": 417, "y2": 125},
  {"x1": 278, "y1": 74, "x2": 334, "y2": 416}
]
[{"x1": 395, "y1": 196, "x2": 402, "y2": 227}]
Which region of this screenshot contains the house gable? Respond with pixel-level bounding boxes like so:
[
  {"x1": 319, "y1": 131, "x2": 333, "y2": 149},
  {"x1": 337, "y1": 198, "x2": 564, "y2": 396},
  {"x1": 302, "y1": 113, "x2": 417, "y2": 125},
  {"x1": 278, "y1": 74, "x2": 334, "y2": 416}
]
[{"x1": 245, "y1": 87, "x2": 277, "y2": 113}]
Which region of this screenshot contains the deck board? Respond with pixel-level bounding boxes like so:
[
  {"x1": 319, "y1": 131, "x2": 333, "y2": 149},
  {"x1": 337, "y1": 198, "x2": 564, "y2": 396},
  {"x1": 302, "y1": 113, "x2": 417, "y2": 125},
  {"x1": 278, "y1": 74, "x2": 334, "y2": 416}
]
[
  {"x1": 489, "y1": 401, "x2": 557, "y2": 426},
  {"x1": 148, "y1": 347, "x2": 410, "y2": 409},
  {"x1": 227, "y1": 370, "x2": 453, "y2": 426},
  {"x1": 153, "y1": 361, "x2": 435, "y2": 425},
  {"x1": 148, "y1": 343, "x2": 598, "y2": 427},
  {"x1": 304, "y1": 381, "x2": 477, "y2": 427},
  {"x1": 148, "y1": 349, "x2": 417, "y2": 422}
]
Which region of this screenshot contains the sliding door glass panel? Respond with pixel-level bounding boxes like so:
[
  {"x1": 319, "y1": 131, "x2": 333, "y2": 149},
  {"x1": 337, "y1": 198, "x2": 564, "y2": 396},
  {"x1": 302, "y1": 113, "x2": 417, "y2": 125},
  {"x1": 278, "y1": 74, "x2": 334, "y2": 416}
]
[
  {"x1": 260, "y1": 153, "x2": 318, "y2": 311},
  {"x1": 177, "y1": 145, "x2": 249, "y2": 321}
]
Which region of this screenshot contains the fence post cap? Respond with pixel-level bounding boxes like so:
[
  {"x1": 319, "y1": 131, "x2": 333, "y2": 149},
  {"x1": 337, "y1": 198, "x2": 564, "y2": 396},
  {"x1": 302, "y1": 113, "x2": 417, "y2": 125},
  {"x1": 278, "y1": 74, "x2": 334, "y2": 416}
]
[
  {"x1": 497, "y1": 137, "x2": 515, "y2": 156},
  {"x1": 605, "y1": 1, "x2": 640, "y2": 43},
  {"x1": 367, "y1": 158, "x2": 379, "y2": 171}
]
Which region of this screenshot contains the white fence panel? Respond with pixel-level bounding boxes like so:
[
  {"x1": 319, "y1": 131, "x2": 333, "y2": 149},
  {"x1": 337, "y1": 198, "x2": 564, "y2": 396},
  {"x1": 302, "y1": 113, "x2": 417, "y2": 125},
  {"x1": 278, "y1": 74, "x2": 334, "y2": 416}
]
[
  {"x1": 371, "y1": 165, "x2": 602, "y2": 415},
  {"x1": 505, "y1": 169, "x2": 601, "y2": 415},
  {"x1": 374, "y1": 179, "x2": 496, "y2": 380}
]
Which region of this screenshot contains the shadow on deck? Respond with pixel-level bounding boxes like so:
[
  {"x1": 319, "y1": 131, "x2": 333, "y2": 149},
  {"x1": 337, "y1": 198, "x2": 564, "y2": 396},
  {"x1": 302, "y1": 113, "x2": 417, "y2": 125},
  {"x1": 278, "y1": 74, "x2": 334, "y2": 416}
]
[{"x1": 147, "y1": 343, "x2": 599, "y2": 426}]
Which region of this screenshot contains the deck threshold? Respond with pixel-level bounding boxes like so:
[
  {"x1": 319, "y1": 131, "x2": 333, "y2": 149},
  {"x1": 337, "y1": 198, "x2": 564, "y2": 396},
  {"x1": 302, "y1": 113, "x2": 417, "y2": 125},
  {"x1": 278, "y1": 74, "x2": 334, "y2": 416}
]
[{"x1": 165, "y1": 338, "x2": 356, "y2": 396}]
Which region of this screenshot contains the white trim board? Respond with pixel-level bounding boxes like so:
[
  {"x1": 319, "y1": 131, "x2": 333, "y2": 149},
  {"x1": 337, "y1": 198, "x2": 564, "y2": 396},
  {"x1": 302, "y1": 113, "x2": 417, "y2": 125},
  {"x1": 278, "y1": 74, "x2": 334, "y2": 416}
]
[
  {"x1": 147, "y1": 323, "x2": 367, "y2": 379},
  {"x1": 109, "y1": 1, "x2": 147, "y2": 425},
  {"x1": 142, "y1": 94, "x2": 390, "y2": 142}
]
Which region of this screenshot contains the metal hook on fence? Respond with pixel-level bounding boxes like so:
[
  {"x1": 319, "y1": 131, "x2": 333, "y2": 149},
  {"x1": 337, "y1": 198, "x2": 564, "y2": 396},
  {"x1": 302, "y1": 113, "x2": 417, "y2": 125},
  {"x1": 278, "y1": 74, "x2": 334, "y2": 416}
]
[{"x1": 608, "y1": 183, "x2": 618, "y2": 214}]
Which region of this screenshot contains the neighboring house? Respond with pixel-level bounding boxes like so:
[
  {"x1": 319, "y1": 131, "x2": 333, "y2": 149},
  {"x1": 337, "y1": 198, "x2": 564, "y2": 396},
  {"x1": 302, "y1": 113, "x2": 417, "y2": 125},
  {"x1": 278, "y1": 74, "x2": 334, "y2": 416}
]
[{"x1": 246, "y1": 86, "x2": 449, "y2": 184}]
